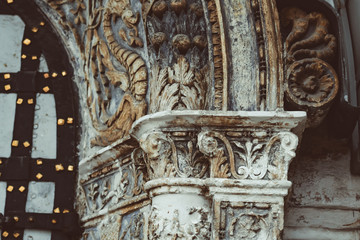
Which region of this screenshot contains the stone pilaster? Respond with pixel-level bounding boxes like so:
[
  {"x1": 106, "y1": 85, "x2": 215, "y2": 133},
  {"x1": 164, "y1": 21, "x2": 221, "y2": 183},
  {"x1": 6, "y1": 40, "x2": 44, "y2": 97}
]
[{"x1": 132, "y1": 110, "x2": 306, "y2": 239}]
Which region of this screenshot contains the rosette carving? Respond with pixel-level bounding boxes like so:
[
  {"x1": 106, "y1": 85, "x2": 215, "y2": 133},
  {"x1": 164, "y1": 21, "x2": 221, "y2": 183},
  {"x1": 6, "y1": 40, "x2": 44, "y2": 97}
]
[
  {"x1": 285, "y1": 58, "x2": 338, "y2": 126},
  {"x1": 281, "y1": 7, "x2": 339, "y2": 127}
]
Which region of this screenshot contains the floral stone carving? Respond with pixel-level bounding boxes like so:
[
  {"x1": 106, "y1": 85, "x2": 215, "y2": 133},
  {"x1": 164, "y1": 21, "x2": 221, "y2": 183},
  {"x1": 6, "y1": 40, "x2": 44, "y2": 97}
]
[
  {"x1": 217, "y1": 201, "x2": 281, "y2": 240},
  {"x1": 143, "y1": 0, "x2": 212, "y2": 112},
  {"x1": 281, "y1": 7, "x2": 339, "y2": 127},
  {"x1": 131, "y1": 111, "x2": 305, "y2": 239},
  {"x1": 133, "y1": 111, "x2": 304, "y2": 181},
  {"x1": 198, "y1": 131, "x2": 298, "y2": 180}
]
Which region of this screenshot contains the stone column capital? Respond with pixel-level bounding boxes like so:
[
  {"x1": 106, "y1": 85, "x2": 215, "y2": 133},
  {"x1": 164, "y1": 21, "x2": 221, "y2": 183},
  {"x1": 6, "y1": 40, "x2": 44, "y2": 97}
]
[{"x1": 131, "y1": 111, "x2": 306, "y2": 182}]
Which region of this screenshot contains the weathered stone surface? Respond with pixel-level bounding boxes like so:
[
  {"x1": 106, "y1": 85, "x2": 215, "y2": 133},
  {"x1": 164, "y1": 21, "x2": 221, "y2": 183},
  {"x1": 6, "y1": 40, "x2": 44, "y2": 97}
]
[
  {"x1": 280, "y1": 6, "x2": 339, "y2": 128},
  {"x1": 284, "y1": 124, "x2": 360, "y2": 239},
  {"x1": 132, "y1": 111, "x2": 305, "y2": 239},
  {"x1": 13, "y1": 0, "x2": 355, "y2": 239}
]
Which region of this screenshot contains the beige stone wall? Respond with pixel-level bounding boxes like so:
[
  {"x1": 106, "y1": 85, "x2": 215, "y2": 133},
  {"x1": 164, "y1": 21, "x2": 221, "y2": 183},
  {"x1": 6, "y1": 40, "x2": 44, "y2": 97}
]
[{"x1": 284, "y1": 126, "x2": 360, "y2": 239}]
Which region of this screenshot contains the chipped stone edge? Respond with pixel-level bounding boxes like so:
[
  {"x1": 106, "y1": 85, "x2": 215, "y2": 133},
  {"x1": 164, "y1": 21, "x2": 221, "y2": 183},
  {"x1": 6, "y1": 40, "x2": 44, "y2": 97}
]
[{"x1": 131, "y1": 110, "x2": 307, "y2": 139}]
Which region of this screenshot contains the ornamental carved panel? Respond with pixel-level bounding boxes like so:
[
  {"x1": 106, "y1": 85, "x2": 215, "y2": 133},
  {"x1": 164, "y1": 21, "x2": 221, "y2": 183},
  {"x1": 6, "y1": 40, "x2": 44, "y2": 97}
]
[
  {"x1": 137, "y1": 129, "x2": 297, "y2": 180},
  {"x1": 41, "y1": 0, "x2": 230, "y2": 148},
  {"x1": 280, "y1": 6, "x2": 339, "y2": 127},
  {"x1": 215, "y1": 201, "x2": 282, "y2": 240}
]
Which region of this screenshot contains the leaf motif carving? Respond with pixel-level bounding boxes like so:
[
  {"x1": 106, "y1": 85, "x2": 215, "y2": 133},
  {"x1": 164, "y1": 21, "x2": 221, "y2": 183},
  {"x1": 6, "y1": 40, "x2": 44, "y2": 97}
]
[
  {"x1": 150, "y1": 64, "x2": 168, "y2": 113},
  {"x1": 150, "y1": 57, "x2": 209, "y2": 112},
  {"x1": 213, "y1": 149, "x2": 230, "y2": 178},
  {"x1": 168, "y1": 56, "x2": 194, "y2": 85}
]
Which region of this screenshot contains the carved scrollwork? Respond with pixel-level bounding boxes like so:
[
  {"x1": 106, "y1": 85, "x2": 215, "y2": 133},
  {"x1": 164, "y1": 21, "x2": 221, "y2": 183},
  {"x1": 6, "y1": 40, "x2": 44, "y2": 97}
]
[
  {"x1": 137, "y1": 130, "x2": 298, "y2": 181},
  {"x1": 267, "y1": 132, "x2": 298, "y2": 180},
  {"x1": 199, "y1": 131, "x2": 298, "y2": 180},
  {"x1": 219, "y1": 202, "x2": 281, "y2": 240},
  {"x1": 138, "y1": 132, "x2": 208, "y2": 179},
  {"x1": 198, "y1": 131, "x2": 230, "y2": 178},
  {"x1": 82, "y1": 0, "x2": 148, "y2": 146},
  {"x1": 281, "y1": 7, "x2": 339, "y2": 127},
  {"x1": 47, "y1": 0, "x2": 87, "y2": 57},
  {"x1": 119, "y1": 211, "x2": 145, "y2": 240},
  {"x1": 139, "y1": 132, "x2": 177, "y2": 179},
  {"x1": 207, "y1": 131, "x2": 298, "y2": 180},
  {"x1": 47, "y1": 0, "x2": 148, "y2": 146}
]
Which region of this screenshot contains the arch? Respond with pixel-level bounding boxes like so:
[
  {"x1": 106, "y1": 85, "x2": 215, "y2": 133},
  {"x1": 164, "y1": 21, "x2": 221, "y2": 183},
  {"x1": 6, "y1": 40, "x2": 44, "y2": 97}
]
[{"x1": 0, "y1": 0, "x2": 80, "y2": 239}]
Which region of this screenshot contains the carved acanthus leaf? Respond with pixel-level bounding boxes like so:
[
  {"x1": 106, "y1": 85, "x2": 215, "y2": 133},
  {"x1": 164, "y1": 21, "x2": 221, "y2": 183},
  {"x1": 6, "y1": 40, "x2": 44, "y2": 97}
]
[
  {"x1": 137, "y1": 130, "x2": 298, "y2": 181},
  {"x1": 145, "y1": 0, "x2": 210, "y2": 112},
  {"x1": 198, "y1": 131, "x2": 230, "y2": 178},
  {"x1": 150, "y1": 57, "x2": 209, "y2": 112},
  {"x1": 47, "y1": 0, "x2": 86, "y2": 57},
  {"x1": 138, "y1": 132, "x2": 210, "y2": 179}
]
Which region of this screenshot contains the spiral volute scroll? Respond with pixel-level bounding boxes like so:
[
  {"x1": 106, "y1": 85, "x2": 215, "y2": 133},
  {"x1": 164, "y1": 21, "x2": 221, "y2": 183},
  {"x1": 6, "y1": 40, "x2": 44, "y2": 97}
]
[{"x1": 281, "y1": 7, "x2": 339, "y2": 127}]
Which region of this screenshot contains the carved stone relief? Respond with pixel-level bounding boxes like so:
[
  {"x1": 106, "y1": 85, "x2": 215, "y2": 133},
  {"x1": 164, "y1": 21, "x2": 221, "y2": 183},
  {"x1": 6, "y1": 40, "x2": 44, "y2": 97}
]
[
  {"x1": 149, "y1": 206, "x2": 210, "y2": 239},
  {"x1": 45, "y1": 0, "x2": 148, "y2": 147},
  {"x1": 81, "y1": 208, "x2": 147, "y2": 240},
  {"x1": 281, "y1": 7, "x2": 339, "y2": 127},
  {"x1": 99, "y1": 214, "x2": 122, "y2": 240},
  {"x1": 119, "y1": 210, "x2": 146, "y2": 240},
  {"x1": 44, "y1": 0, "x2": 229, "y2": 147},
  {"x1": 217, "y1": 201, "x2": 281, "y2": 240},
  {"x1": 199, "y1": 131, "x2": 298, "y2": 180},
  {"x1": 131, "y1": 112, "x2": 304, "y2": 239},
  {"x1": 138, "y1": 131, "x2": 208, "y2": 179},
  {"x1": 143, "y1": 0, "x2": 212, "y2": 112},
  {"x1": 137, "y1": 128, "x2": 298, "y2": 181},
  {"x1": 33, "y1": 1, "x2": 312, "y2": 239},
  {"x1": 85, "y1": 0, "x2": 148, "y2": 146},
  {"x1": 80, "y1": 157, "x2": 145, "y2": 216},
  {"x1": 46, "y1": 0, "x2": 87, "y2": 59}
]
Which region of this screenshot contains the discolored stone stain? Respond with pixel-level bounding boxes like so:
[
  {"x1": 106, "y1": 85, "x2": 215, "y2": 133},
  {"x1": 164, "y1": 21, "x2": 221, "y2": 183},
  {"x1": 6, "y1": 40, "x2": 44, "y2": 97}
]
[
  {"x1": 356, "y1": 194, "x2": 360, "y2": 201},
  {"x1": 231, "y1": 0, "x2": 244, "y2": 17},
  {"x1": 22, "y1": 0, "x2": 360, "y2": 239}
]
